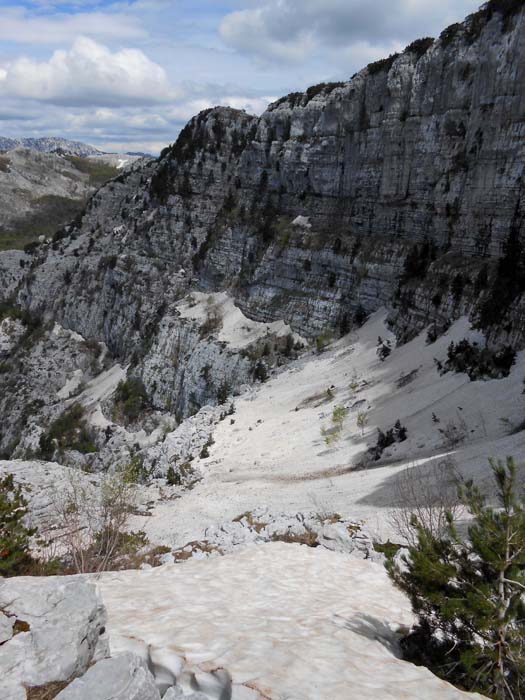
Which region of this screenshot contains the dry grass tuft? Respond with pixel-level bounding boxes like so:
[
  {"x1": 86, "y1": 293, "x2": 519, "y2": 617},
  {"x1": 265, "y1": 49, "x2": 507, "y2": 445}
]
[{"x1": 26, "y1": 680, "x2": 70, "y2": 700}]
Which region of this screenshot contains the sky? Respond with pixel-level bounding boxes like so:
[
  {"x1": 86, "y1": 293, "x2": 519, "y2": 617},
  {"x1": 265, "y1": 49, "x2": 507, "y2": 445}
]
[{"x1": 0, "y1": 0, "x2": 482, "y2": 154}]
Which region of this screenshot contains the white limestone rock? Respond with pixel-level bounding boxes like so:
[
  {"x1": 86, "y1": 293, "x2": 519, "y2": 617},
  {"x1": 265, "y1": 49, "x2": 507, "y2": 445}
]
[
  {"x1": 0, "y1": 576, "x2": 108, "y2": 695},
  {"x1": 0, "y1": 609, "x2": 14, "y2": 643},
  {"x1": 55, "y1": 653, "x2": 160, "y2": 700},
  {"x1": 163, "y1": 689, "x2": 208, "y2": 700}
]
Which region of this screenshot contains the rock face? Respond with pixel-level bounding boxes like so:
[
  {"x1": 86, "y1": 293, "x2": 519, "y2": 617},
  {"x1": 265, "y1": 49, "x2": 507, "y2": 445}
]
[
  {"x1": 15, "y1": 6, "x2": 525, "y2": 349},
  {"x1": 0, "y1": 576, "x2": 108, "y2": 699}
]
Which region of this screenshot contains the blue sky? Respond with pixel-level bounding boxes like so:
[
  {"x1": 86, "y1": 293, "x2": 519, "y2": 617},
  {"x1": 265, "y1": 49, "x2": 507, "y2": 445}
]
[{"x1": 0, "y1": 0, "x2": 482, "y2": 153}]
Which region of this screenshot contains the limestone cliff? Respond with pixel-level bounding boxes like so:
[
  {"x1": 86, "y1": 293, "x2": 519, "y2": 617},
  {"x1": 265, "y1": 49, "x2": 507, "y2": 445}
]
[{"x1": 14, "y1": 4, "x2": 525, "y2": 349}]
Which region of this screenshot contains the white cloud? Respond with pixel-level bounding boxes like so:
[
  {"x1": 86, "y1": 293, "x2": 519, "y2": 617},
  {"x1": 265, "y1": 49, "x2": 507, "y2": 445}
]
[
  {"x1": 0, "y1": 37, "x2": 175, "y2": 107},
  {"x1": 167, "y1": 94, "x2": 274, "y2": 123},
  {"x1": 0, "y1": 6, "x2": 144, "y2": 45},
  {"x1": 220, "y1": 0, "x2": 482, "y2": 63}
]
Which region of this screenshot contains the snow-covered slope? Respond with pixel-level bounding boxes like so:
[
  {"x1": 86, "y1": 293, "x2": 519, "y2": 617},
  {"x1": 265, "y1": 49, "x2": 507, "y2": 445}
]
[
  {"x1": 98, "y1": 542, "x2": 485, "y2": 700},
  {"x1": 133, "y1": 309, "x2": 525, "y2": 547}
]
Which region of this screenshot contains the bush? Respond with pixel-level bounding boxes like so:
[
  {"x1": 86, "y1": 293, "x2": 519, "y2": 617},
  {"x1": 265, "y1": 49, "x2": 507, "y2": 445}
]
[
  {"x1": 199, "y1": 299, "x2": 223, "y2": 338},
  {"x1": 305, "y1": 82, "x2": 345, "y2": 102},
  {"x1": 0, "y1": 474, "x2": 36, "y2": 576},
  {"x1": 487, "y1": 0, "x2": 524, "y2": 30},
  {"x1": 367, "y1": 53, "x2": 399, "y2": 75},
  {"x1": 389, "y1": 457, "x2": 460, "y2": 546},
  {"x1": 166, "y1": 465, "x2": 179, "y2": 486},
  {"x1": 322, "y1": 405, "x2": 349, "y2": 446},
  {"x1": 440, "y1": 22, "x2": 462, "y2": 47},
  {"x1": 368, "y1": 420, "x2": 407, "y2": 460},
  {"x1": 39, "y1": 404, "x2": 96, "y2": 459},
  {"x1": 376, "y1": 336, "x2": 392, "y2": 362},
  {"x1": 114, "y1": 378, "x2": 148, "y2": 423},
  {"x1": 404, "y1": 37, "x2": 434, "y2": 58},
  {"x1": 388, "y1": 458, "x2": 525, "y2": 699},
  {"x1": 316, "y1": 332, "x2": 332, "y2": 354},
  {"x1": 51, "y1": 469, "x2": 138, "y2": 574},
  {"x1": 439, "y1": 339, "x2": 516, "y2": 380},
  {"x1": 217, "y1": 381, "x2": 231, "y2": 404},
  {"x1": 253, "y1": 361, "x2": 268, "y2": 383}
]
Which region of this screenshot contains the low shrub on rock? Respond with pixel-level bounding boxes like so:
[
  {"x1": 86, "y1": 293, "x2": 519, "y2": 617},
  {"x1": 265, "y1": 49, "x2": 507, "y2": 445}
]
[{"x1": 0, "y1": 473, "x2": 36, "y2": 576}]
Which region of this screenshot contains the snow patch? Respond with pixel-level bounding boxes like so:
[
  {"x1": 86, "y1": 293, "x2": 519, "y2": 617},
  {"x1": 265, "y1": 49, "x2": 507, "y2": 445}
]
[{"x1": 98, "y1": 542, "x2": 484, "y2": 700}]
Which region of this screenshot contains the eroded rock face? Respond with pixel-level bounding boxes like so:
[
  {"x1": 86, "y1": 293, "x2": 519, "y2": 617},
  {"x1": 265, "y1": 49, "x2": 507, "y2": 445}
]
[{"x1": 0, "y1": 576, "x2": 108, "y2": 699}]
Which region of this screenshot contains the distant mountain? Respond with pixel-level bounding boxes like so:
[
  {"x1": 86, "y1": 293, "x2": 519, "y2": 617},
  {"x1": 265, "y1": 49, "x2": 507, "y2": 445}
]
[
  {"x1": 0, "y1": 137, "x2": 102, "y2": 157},
  {"x1": 0, "y1": 148, "x2": 120, "y2": 251},
  {"x1": 126, "y1": 151, "x2": 155, "y2": 158}
]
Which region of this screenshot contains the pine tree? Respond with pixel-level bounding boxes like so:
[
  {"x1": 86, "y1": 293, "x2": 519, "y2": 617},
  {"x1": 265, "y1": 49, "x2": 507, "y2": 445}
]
[
  {"x1": 388, "y1": 457, "x2": 525, "y2": 699},
  {"x1": 0, "y1": 474, "x2": 36, "y2": 576}
]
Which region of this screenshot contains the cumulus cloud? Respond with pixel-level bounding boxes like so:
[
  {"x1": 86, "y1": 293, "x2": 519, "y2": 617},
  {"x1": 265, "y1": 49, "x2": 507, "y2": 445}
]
[
  {"x1": 0, "y1": 37, "x2": 175, "y2": 107},
  {"x1": 220, "y1": 0, "x2": 481, "y2": 63}
]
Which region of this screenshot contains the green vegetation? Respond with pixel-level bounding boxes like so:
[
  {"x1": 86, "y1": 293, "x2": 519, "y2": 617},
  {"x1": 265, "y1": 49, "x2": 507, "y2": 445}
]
[
  {"x1": 389, "y1": 458, "x2": 525, "y2": 699},
  {"x1": 0, "y1": 195, "x2": 85, "y2": 251},
  {"x1": 38, "y1": 404, "x2": 97, "y2": 459},
  {"x1": 357, "y1": 411, "x2": 369, "y2": 436},
  {"x1": 322, "y1": 405, "x2": 349, "y2": 446},
  {"x1": 0, "y1": 473, "x2": 36, "y2": 576},
  {"x1": 439, "y1": 22, "x2": 462, "y2": 47},
  {"x1": 64, "y1": 156, "x2": 119, "y2": 188},
  {"x1": 305, "y1": 82, "x2": 346, "y2": 102},
  {"x1": 217, "y1": 381, "x2": 231, "y2": 404},
  {"x1": 166, "y1": 461, "x2": 195, "y2": 487},
  {"x1": 435, "y1": 340, "x2": 516, "y2": 381},
  {"x1": 316, "y1": 332, "x2": 332, "y2": 354},
  {"x1": 367, "y1": 53, "x2": 400, "y2": 75},
  {"x1": 120, "y1": 456, "x2": 152, "y2": 485},
  {"x1": 404, "y1": 37, "x2": 434, "y2": 58},
  {"x1": 373, "y1": 540, "x2": 402, "y2": 560},
  {"x1": 368, "y1": 420, "x2": 407, "y2": 460},
  {"x1": 114, "y1": 378, "x2": 148, "y2": 424}
]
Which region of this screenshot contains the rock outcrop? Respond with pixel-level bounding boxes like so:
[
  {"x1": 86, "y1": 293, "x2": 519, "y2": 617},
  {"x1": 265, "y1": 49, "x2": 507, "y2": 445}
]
[
  {"x1": 55, "y1": 653, "x2": 161, "y2": 700},
  {"x1": 0, "y1": 576, "x2": 108, "y2": 699}
]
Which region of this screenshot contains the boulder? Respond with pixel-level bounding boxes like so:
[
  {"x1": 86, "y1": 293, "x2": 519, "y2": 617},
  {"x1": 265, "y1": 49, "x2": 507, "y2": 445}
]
[
  {"x1": 163, "y1": 689, "x2": 208, "y2": 700},
  {"x1": 0, "y1": 576, "x2": 108, "y2": 696},
  {"x1": 56, "y1": 653, "x2": 160, "y2": 700}
]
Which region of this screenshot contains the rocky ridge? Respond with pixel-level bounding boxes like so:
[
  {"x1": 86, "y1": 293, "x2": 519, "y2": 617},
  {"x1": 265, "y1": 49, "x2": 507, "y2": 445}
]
[{"x1": 0, "y1": 137, "x2": 101, "y2": 157}]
